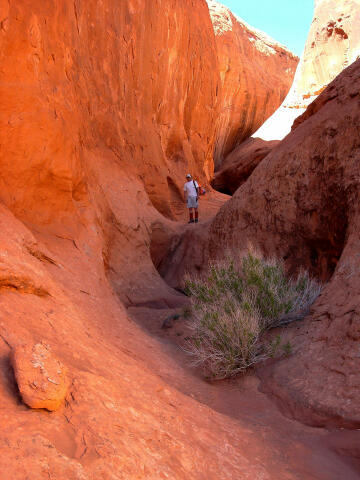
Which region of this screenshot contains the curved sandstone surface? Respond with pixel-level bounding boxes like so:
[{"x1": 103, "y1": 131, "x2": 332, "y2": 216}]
[
  {"x1": 0, "y1": 0, "x2": 322, "y2": 478},
  {"x1": 255, "y1": 0, "x2": 360, "y2": 140},
  {"x1": 1, "y1": 0, "x2": 359, "y2": 477},
  {"x1": 0, "y1": 0, "x2": 223, "y2": 308},
  {"x1": 0, "y1": 0, "x2": 219, "y2": 225},
  {"x1": 207, "y1": 1, "x2": 298, "y2": 167},
  {"x1": 212, "y1": 137, "x2": 280, "y2": 194},
  {"x1": 167, "y1": 59, "x2": 360, "y2": 428}
]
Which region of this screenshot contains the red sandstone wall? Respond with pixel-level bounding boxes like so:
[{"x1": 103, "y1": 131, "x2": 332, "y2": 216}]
[
  {"x1": 0, "y1": 0, "x2": 219, "y2": 226},
  {"x1": 207, "y1": 1, "x2": 298, "y2": 167},
  {"x1": 0, "y1": 3, "x2": 316, "y2": 476}
]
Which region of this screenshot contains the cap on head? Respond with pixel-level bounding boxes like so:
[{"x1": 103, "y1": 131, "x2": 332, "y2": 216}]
[{"x1": 186, "y1": 173, "x2": 192, "y2": 178}]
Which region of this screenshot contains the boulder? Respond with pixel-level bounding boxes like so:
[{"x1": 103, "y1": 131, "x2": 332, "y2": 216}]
[{"x1": 12, "y1": 343, "x2": 69, "y2": 411}]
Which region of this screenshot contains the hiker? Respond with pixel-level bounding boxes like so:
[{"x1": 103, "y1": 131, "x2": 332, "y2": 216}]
[{"x1": 184, "y1": 173, "x2": 199, "y2": 224}]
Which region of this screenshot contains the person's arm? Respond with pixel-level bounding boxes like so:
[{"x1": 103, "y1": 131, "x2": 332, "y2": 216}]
[
  {"x1": 195, "y1": 182, "x2": 200, "y2": 199},
  {"x1": 184, "y1": 185, "x2": 187, "y2": 203}
]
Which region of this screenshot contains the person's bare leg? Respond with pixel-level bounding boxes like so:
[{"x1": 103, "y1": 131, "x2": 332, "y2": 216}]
[
  {"x1": 188, "y1": 207, "x2": 194, "y2": 223},
  {"x1": 195, "y1": 208, "x2": 199, "y2": 223}
]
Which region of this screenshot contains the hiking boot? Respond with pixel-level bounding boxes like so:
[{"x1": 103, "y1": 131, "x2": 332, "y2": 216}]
[
  {"x1": 188, "y1": 219, "x2": 195, "y2": 224},
  {"x1": 195, "y1": 219, "x2": 199, "y2": 223}
]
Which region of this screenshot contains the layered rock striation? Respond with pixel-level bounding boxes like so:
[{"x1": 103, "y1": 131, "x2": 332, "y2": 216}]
[
  {"x1": 255, "y1": 0, "x2": 360, "y2": 140},
  {"x1": 207, "y1": 0, "x2": 298, "y2": 167}
]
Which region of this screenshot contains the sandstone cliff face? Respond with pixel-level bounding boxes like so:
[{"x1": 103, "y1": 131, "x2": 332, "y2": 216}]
[
  {"x1": 0, "y1": 0, "x2": 219, "y2": 227},
  {"x1": 0, "y1": 0, "x2": 222, "y2": 308},
  {"x1": 0, "y1": 1, "x2": 314, "y2": 477},
  {"x1": 168, "y1": 59, "x2": 360, "y2": 428},
  {"x1": 255, "y1": 0, "x2": 360, "y2": 140},
  {"x1": 207, "y1": 1, "x2": 298, "y2": 167}
]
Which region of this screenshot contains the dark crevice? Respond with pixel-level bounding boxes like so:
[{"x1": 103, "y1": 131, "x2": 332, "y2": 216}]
[
  {"x1": 0, "y1": 277, "x2": 50, "y2": 297},
  {"x1": 0, "y1": 355, "x2": 24, "y2": 406},
  {"x1": 26, "y1": 246, "x2": 58, "y2": 266},
  {"x1": 210, "y1": 179, "x2": 232, "y2": 196}
]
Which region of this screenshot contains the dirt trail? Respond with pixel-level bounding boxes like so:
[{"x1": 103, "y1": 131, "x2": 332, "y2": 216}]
[{"x1": 128, "y1": 305, "x2": 360, "y2": 480}]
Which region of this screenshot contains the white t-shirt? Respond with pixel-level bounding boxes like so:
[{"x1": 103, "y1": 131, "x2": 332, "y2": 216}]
[{"x1": 184, "y1": 180, "x2": 198, "y2": 197}]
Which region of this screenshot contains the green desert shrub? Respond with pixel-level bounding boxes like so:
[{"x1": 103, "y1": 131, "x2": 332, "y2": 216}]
[{"x1": 184, "y1": 250, "x2": 321, "y2": 380}]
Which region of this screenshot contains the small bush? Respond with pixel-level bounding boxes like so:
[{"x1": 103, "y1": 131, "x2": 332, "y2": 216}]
[{"x1": 184, "y1": 251, "x2": 321, "y2": 379}]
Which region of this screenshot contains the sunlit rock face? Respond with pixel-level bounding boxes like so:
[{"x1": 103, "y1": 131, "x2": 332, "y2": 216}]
[
  {"x1": 207, "y1": 1, "x2": 298, "y2": 167},
  {"x1": 0, "y1": 0, "x2": 220, "y2": 226},
  {"x1": 0, "y1": 1, "x2": 282, "y2": 477},
  {"x1": 255, "y1": 0, "x2": 360, "y2": 141}
]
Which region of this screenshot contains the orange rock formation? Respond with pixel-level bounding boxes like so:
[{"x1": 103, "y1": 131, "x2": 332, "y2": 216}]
[
  {"x1": 1, "y1": 0, "x2": 359, "y2": 478},
  {"x1": 207, "y1": 1, "x2": 298, "y2": 166},
  {"x1": 165, "y1": 58, "x2": 360, "y2": 431},
  {"x1": 212, "y1": 137, "x2": 280, "y2": 194}
]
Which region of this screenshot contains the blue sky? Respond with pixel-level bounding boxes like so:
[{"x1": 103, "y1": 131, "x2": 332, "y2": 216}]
[{"x1": 219, "y1": 0, "x2": 314, "y2": 56}]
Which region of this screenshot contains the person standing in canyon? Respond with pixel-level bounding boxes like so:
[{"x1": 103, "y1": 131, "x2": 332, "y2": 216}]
[{"x1": 184, "y1": 173, "x2": 200, "y2": 224}]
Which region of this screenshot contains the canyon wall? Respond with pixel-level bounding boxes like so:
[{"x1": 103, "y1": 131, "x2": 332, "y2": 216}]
[
  {"x1": 0, "y1": 0, "x2": 220, "y2": 226},
  {"x1": 207, "y1": 1, "x2": 298, "y2": 167},
  {"x1": 0, "y1": 0, "x2": 348, "y2": 477},
  {"x1": 0, "y1": 0, "x2": 224, "y2": 307},
  {"x1": 0, "y1": 0, "x2": 299, "y2": 307},
  {"x1": 165, "y1": 58, "x2": 360, "y2": 428},
  {"x1": 0, "y1": 2, "x2": 233, "y2": 477},
  {"x1": 255, "y1": 0, "x2": 360, "y2": 140}
]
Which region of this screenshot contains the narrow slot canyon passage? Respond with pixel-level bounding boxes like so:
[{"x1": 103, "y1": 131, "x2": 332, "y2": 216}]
[
  {"x1": 130, "y1": 192, "x2": 359, "y2": 480},
  {"x1": 2, "y1": 0, "x2": 360, "y2": 477}
]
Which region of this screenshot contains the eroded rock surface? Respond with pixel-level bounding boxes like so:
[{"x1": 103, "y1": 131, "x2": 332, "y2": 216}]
[
  {"x1": 0, "y1": 0, "x2": 220, "y2": 228},
  {"x1": 212, "y1": 138, "x2": 279, "y2": 194},
  {"x1": 255, "y1": 0, "x2": 360, "y2": 140},
  {"x1": 0, "y1": 0, "x2": 330, "y2": 478},
  {"x1": 207, "y1": 1, "x2": 298, "y2": 166},
  {"x1": 0, "y1": 0, "x2": 225, "y2": 310},
  {"x1": 12, "y1": 343, "x2": 69, "y2": 411},
  {"x1": 169, "y1": 58, "x2": 360, "y2": 428},
  {"x1": 0, "y1": 0, "x2": 359, "y2": 477}
]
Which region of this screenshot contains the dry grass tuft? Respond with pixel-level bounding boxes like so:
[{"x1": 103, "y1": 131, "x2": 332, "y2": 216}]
[{"x1": 184, "y1": 250, "x2": 321, "y2": 379}]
